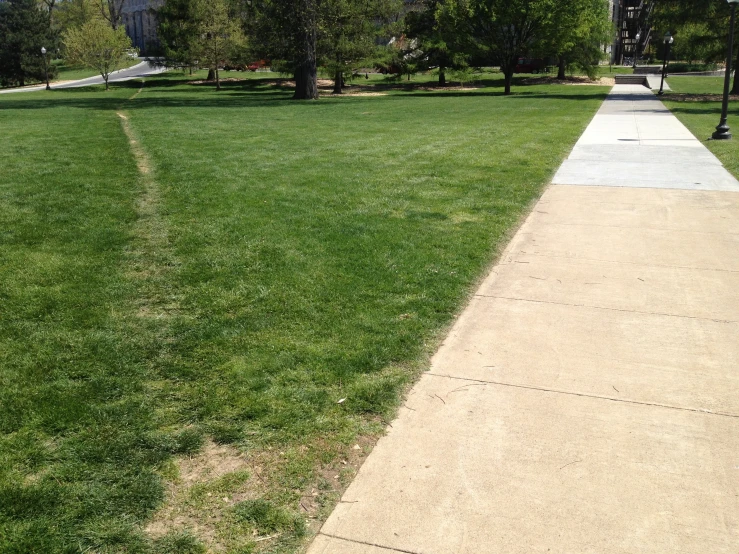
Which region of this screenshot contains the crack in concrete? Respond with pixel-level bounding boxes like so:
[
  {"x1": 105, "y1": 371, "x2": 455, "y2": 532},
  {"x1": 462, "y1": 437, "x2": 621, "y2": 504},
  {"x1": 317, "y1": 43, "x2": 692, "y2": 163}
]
[
  {"x1": 503, "y1": 252, "x2": 739, "y2": 274},
  {"x1": 530, "y1": 220, "x2": 739, "y2": 237},
  {"x1": 426, "y1": 373, "x2": 739, "y2": 419},
  {"x1": 318, "y1": 533, "x2": 425, "y2": 554},
  {"x1": 474, "y1": 294, "x2": 739, "y2": 324}
]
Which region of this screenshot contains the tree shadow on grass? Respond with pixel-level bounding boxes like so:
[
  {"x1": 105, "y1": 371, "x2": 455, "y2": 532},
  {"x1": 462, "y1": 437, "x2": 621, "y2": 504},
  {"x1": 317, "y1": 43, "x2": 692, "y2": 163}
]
[{"x1": 0, "y1": 74, "x2": 611, "y2": 113}]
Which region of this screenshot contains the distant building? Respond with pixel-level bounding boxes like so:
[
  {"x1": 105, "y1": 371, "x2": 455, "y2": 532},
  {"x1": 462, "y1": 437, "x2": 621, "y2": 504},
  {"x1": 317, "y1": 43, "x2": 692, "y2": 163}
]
[
  {"x1": 122, "y1": 0, "x2": 163, "y2": 55},
  {"x1": 610, "y1": 0, "x2": 654, "y2": 65}
]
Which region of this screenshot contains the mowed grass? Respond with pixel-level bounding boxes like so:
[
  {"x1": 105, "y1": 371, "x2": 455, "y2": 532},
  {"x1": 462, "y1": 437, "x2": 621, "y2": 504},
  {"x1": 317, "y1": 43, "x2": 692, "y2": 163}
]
[
  {"x1": 0, "y1": 73, "x2": 607, "y2": 553},
  {"x1": 661, "y1": 76, "x2": 739, "y2": 176}
]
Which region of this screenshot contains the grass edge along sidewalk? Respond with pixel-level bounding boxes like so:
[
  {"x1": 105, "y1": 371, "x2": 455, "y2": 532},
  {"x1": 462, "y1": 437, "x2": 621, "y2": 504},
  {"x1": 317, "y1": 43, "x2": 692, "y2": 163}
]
[{"x1": 0, "y1": 73, "x2": 608, "y2": 554}]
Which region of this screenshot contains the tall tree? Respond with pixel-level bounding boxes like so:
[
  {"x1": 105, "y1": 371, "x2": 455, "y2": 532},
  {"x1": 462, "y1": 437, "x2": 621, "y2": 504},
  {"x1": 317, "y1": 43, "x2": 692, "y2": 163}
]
[
  {"x1": 98, "y1": 0, "x2": 124, "y2": 29},
  {"x1": 543, "y1": 0, "x2": 611, "y2": 79},
  {"x1": 39, "y1": 0, "x2": 57, "y2": 27},
  {"x1": 0, "y1": 0, "x2": 58, "y2": 87},
  {"x1": 63, "y1": 17, "x2": 132, "y2": 89},
  {"x1": 55, "y1": 0, "x2": 103, "y2": 31},
  {"x1": 248, "y1": 0, "x2": 320, "y2": 99},
  {"x1": 157, "y1": 0, "x2": 201, "y2": 72},
  {"x1": 471, "y1": 0, "x2": 554, "y2": 95},
  {"x1": 192, "y1": 0, "x2": 245, "y2": 90},
  {"x1": 319, "y1": 0, "x2": 401, "y2": 93},
  {"x1": 406, "y1": 0, "x2": 471, "y2": 86}
]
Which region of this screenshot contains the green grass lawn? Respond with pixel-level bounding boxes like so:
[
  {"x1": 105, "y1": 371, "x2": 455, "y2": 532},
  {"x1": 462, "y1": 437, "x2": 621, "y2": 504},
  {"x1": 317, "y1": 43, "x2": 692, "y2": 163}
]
[
  {"x1": 0, "y1": 71, "x2": 607, "y2": 553},
  {"x1": 661, "y1": 76, "x2": 739, "y2": 176}
]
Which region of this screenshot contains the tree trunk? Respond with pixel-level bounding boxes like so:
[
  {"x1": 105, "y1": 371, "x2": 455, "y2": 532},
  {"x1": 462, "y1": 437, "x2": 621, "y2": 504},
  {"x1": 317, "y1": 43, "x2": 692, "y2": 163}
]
[
  {"x1": 333, "y1": 70, "x2": 343, "y2": 94},
  {"x1": 732, "y1": 45, "x2": 739, "y2": 95},
  {"x1": 293, "y1": 0, "x2": 318, "y2": 100},
  {"x1": 104, "y1": 75, "x2": 109, "y2": 91},
  {"x1": 439, "y1": 66, "x2": 446, "y2": 86},
  {"x1": 557, "y1": 56, "x2": 566, "y2": 80},
  {"x1": 504, "y1": 69, "x2": 513, "y2": 95},
  {"x1": 215, "y1": 67, "x2": 220, "y2": 90},
  {"x1": 207, "y1": 68, "x2": 215, "y2": 81}
]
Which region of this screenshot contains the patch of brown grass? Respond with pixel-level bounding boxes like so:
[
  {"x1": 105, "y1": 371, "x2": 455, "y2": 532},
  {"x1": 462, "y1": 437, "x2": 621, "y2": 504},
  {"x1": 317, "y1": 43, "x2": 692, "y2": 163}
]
[
  {"x1": 666, "y1": 93, "x2": 739, "y2": 102},
  {"x1": 145, "y1": 441, "x2": 259, "y2": 550}
]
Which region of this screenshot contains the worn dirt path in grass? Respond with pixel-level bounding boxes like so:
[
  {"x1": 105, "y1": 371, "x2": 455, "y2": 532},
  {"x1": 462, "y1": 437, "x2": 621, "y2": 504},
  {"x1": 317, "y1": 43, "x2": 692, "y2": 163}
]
[{"x1": 307, "y1": 85, "x2": 739, "y2": 553}]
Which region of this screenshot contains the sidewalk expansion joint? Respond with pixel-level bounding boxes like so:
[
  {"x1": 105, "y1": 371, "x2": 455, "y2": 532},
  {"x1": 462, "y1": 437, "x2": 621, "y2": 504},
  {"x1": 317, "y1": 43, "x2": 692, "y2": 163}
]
[
  {"x1": 474, "y1": 294, "x2": 738, "y2": 324},
  {"x1": 426, "y1": 373, "x2": 739, "y2": 420},
  {"x1": 318, "y1": 533, "x2": 425, "y2": 554},
  {"x1": 505, "y1": 252, "x2": 739, "y2": 274},
  {"x1": 533, "y1": 221, "x2": 739, "y2": 238}
]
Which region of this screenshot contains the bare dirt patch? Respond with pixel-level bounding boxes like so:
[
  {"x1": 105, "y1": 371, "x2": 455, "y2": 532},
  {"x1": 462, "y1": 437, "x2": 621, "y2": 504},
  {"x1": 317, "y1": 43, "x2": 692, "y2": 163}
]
[
  {"x1": 522, "y1": 75, "x2": 614, "y2": 86},
  {"x1": 178, "y1": 441, "x2": 251, "y2": 486},
  {"x1": 667, "y1": 93, "x2": 739, "y2": 102},
  {"x1": 145, "y1": 441, "x2": 257, "y2": 548},
  {"x1": 323, "y1": 91, "x2": 389, "y2": 97}
]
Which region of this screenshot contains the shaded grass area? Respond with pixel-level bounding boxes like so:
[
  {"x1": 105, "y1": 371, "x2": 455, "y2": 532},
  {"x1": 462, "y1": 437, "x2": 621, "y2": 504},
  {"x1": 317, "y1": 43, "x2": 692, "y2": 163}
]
[
  {"x1": 661, "y1": 76, "x2": 739, "y2": 177},
  {"x1": 0, "y1": 73, "x2": 607, "y2": 553}
]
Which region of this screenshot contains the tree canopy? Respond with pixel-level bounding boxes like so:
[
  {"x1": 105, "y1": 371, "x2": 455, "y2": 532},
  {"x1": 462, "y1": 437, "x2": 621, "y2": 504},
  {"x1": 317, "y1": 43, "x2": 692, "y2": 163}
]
[
  {"x1": 63, "y1": 17, "x2": 132, "y2": 89},
  {"x1": 0, "y1": 0, "x2": 58, "y2": 87}
]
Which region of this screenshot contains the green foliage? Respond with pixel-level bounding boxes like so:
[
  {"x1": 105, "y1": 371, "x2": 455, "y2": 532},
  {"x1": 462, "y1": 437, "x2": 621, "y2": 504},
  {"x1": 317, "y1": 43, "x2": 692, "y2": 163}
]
[
  {"x1": 193, "y1": 0, "x2": 246, "y2": 89},
  {"x1": 54, "y1": 0, "x2": 104, "y2": 31},
  {"x1": 651, "y1": 0, "x2": 734, "y2": 63},
  {"x1": 470, "y1": 0, "x2": 554, "y2": 93},
  {"x1": 670, "y1": 22, "x2": 724, "y2": 64},
  {"x1": 406, "y1": 0, "x2": 472, "y2": 85},
  {"x1": 0, "y1": 0, "x2": 58, "y2": 87},
  {"x1": 157, "y1": 0, "x2": 245, "y2": 89},
  {"x1": 63, "y1": 18, "x2": 132, "y2": 89},
  {"x1": 157, "y1": 0, "x2": 202, "y2": 69},
  {"x1": 318, "y1": 0, "x2": 402, "y2": 92},
  {"x1": 542, "y1": 0, "x2": 611, "y2": 79}
]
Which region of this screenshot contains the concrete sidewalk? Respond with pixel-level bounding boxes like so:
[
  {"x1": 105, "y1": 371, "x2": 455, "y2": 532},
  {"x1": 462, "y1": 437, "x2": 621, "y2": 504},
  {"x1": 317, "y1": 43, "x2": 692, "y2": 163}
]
[
  {"x1": 0, "y1": 60, "x2": 166, "y2": 94},
  {"x1": 308, "y1": 85, "x2": 739, "y2": 553}
]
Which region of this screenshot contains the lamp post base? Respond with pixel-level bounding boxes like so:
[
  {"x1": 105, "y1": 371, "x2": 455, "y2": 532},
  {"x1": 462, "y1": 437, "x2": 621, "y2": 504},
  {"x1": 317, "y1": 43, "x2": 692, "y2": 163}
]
[{"x1": 712, "y1": 124, "x2": 732, "y2": 140}]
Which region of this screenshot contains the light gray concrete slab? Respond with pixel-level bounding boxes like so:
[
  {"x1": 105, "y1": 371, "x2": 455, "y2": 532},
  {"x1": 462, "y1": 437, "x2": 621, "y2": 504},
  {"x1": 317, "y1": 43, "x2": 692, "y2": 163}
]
[
  {"x1": 509, "y1": 222, "x2": 739, "y2": 271},
  {"x1": 552, "y1": 84, "x2": 739, "y2": 191},
  {"x1": 553, "y1": 159, "x2": 739, "y2": 190},
  {"x1": 481, "y1": 255, "x2": 739, "y2": 322},
  {"x1": 316, "y1": 375, "x2": 739, "y2": 554},
  {"x1": 534, "y1": 184, "x2": 739, "y2": 234},
  {"x1": 431, "y1": 295, "x2": 739, "y2": 415},
  {"x1": 646, "y1": 74, "x2": 670, "y2": 91}
]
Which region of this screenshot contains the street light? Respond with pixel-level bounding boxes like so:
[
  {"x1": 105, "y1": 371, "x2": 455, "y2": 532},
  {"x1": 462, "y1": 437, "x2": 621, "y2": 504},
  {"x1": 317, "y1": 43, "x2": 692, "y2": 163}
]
[
  {"x1": 713, "y1": 0, "x2": 739, "y2": 140},
  {"x1": 633, "y1": 32, "x2": 641, "y2": 69},
  {"x1": 658, "y1": 32, "x2": 674, "y2": 96},
  {"x1": 41, "y1": 46, "x2": 50, "y2": 90}
]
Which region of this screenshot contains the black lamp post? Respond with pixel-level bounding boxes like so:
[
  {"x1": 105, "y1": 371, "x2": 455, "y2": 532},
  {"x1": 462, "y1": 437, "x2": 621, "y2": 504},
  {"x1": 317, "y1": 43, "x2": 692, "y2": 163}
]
[
  {"x1": 658, "y1": 32, "x2": 674, "y2": 95},
  {"x1": 713, "y1": 0, "x2": 739, "y2": 140},
  {"x1": 41, "y1": 47, "x2": 50, "y2": 90},
  {"x1": 632, "y1": 32, "x2": 641, "y2": 69}
]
